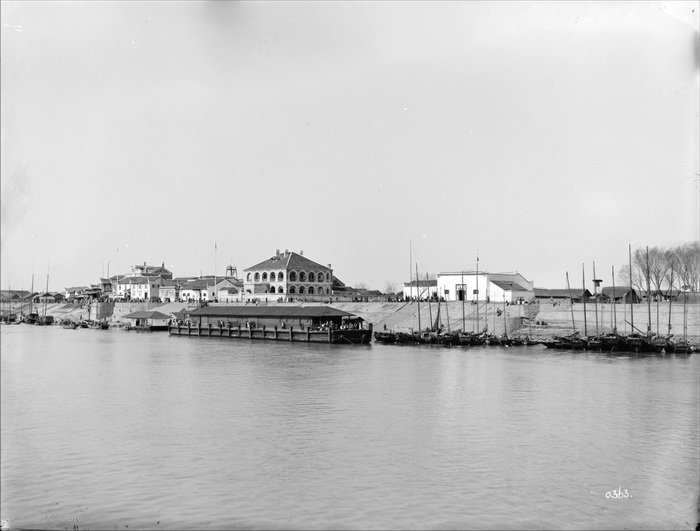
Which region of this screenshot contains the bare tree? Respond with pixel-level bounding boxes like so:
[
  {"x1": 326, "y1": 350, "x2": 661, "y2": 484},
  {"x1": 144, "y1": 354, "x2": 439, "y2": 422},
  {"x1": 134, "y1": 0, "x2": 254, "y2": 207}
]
[
  {"x1": 647, "y1": 246, "x2": 671, "y2": 295},
  {"x1": 620, "y1": 242, "x2": 699, "y2": 294},
  {"x1": 383, "y1": 281, "x2": 398, "y2": 294},
  {"x1": 674, "y1": 241, "x2": 700, "y2": 291}
]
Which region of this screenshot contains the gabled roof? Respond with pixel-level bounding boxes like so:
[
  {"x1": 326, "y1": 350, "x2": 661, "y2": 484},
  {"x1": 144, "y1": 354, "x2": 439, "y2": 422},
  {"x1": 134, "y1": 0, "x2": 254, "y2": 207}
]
[
  {"x1": 119, "y1": 277, "x2": 149, "y2": 285},
  {"x1": 245, "y1": 251, "x2": 330, "y2": 273},
  {"x1": 491, "y1": 280, "x2": 530, "y2": 291},
  {"x1": 123, "y1": 310, "x2": 171, "y2": 320},
  {"x1": 534, "y1": 288, "x2": 592, "y2": 298},
  {"x1": 600, "y1": 286, "x2": 638, "y2": 297},
  {"x1": 180, "y1": 279, "x2": 208, "y2": 290}
]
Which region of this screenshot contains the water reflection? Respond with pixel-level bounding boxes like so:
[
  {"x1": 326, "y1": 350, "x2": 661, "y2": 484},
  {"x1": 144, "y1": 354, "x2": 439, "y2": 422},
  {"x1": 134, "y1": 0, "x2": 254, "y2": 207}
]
[{"x1": 1, "y1": 326, "x2": 698, "y2": 530}]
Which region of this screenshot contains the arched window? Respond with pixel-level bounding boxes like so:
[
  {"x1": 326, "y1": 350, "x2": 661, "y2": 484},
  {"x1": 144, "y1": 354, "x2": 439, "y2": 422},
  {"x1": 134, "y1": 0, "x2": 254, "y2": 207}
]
[
  {"x1": 318, "y1": 287, "x2": 325, "y2": 295},
  {"x1": 278, "y1": 272, "x2": 284, "y2": 281},
  {"x1": 299, "y1": 272, "x2": 306, "y2": 282},
  {"x1": 262, "y1": 272, "x2": 268, "y2": 281},
  {"x1": 308, "y1": 272, "x2": 315, "y2": 282},
  {"x1": 299, "y1": 286, "x2": 305, "y2": 294},
  {"x1": 289, "y1": 286, "x2": 296, "y2": 294},
  {"x1": 269, "y1": 286, "x2": 276, "y2": 293},
  {"x1": 270, "y1": 272, "x2": 276, "y2": 282},
  {"x1": 289, "y1": 272, "x2": 296, "y2": 281},
  {"x1": 308, "y1": 287, "x2": 315, "y2": 295},
  {"x1": 278, "y1": 287, "x2": 284, "y2": 294},
  {"x1": 246, "y1": 273, "x2": 251, "y2": 281},
  {"x1": 254, "y1": 272, "x2": 260, "y2": 282}
]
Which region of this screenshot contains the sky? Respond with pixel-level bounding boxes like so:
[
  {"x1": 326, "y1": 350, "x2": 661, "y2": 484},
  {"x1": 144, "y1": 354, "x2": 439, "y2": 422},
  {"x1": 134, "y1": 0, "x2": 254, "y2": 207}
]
[{"x1": 1, "y1": 1, "x2": 698, "y2": 293}]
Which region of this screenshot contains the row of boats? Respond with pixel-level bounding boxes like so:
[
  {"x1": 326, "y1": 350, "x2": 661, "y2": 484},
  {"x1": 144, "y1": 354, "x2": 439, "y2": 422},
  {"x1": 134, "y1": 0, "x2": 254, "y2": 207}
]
[
  {"x1": 60, "y1": 318, "x2": 110, "y2": 330},
  {"x1": 374, "y1": 329, "x2": 538, "y2": 347},
  {"x1": 540, "y1": 331, "x2": 694, "y2": 353},
  {"x1": 373, "y1": 329, "x2": 695, "y2": 353}
]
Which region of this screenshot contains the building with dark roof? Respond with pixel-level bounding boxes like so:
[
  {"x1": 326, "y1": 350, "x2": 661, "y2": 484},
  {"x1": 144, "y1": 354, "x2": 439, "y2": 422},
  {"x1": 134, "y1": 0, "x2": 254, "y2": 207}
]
[
  {"x1": 533, "y1": 288, "x2": 593, "y2": 302},
  {"x1": 243, "y1": 249, "x2": 333, "y2": 301}
]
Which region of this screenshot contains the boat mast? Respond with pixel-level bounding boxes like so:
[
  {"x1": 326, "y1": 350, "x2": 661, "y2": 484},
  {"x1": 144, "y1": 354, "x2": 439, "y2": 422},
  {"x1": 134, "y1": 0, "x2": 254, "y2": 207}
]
[
  {"x1": 409, "y1": 241, "x2": 413, "y2": 302},
  {"x1": 30, "y1": 273, "x2": 34, "y2": 315},
  {"x1": 475, "y1": 255, "x2": 481, "y2": 333},
  {"x1": 592, "y1": 261, "x2": 600, "y2": 337},
  {"x1": 460, "y1": 270, "x2": 466, "y2": 333},
  {"x1": 444, "y1": 286, "x2": 451, "y2": 333},
  {"x1": 667, "y1": 264, "x2": 674, "y2": 337},
  {"x1": 629, "y1": 244, "x2": 635, "y2": 333},
  {"x1": 415, "y1": 263, "x2": 421, "y2": 332},
  {"x1": 42, "y1": 269, "x2": 49, "y2": 319},
  {"x1": 581, "y1": 263, "x2": 588, "y2": 336},
  {"x1": 611, "y1": 265, "x2": 617, "y2": 333},
  {"x1": 426, "y1": 273, "x2": 433, "y2": 331},
  {"x1": 646, "y1": 246, "x2": 652, "y2": 336},
  {"x1": 566, "y1": 272, "x2": 576, "y2": 333}
]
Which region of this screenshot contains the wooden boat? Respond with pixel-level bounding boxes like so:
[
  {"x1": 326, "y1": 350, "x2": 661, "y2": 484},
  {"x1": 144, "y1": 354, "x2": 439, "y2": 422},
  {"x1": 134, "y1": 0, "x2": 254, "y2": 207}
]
[
  {"x1": 600, "y1": 333, "x2": 627, "y2": 352},
  {"x1": 60, "y1": 319, "x2": 78, "y2": 329},
  {"x1": 672, "y1": 339, "x2": 693, "y2": 354},
  {"x1": 374, "y1": 331, "x2": 397, "y2": 344}
]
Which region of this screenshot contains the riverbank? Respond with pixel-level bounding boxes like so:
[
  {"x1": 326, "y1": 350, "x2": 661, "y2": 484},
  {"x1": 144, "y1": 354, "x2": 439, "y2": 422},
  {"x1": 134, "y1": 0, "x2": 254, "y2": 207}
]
[{"x1": 5, "y1": 299, "x2": 699, "y2": 345}]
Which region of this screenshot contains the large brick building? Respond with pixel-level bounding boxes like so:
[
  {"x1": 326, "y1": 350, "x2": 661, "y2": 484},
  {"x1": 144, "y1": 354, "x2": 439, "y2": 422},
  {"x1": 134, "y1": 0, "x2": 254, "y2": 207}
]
[{"x1": 243, "y1": 250, "x2": 333, "y2": 300}]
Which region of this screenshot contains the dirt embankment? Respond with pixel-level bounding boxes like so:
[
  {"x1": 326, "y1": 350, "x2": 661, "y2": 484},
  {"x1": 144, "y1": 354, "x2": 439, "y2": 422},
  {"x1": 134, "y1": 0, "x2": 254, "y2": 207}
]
[{"x1": 330, "y1": 300, "x2": 700, "y2": 341}]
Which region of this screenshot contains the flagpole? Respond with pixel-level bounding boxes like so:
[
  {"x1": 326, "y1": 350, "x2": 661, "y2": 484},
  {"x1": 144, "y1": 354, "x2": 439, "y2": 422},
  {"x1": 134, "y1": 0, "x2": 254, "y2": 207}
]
[{"x1": 214, "y1": 242, "x2": 217, "y2": 303}]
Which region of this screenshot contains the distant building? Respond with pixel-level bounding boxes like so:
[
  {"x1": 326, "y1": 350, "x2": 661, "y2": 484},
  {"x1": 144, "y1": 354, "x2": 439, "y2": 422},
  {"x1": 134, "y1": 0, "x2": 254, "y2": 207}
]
[
  {"x1": 533, "y1": 288, "x2": 592, "y2": 302},
  {"x1": 599, "y1": 286, "x2": 641, "y2": 303},
  {"x1": 436, "y1": 271, "x2": 534, "y2": 302},
  {"x1": 243, "y1": 249, "x2": 333, "y2": 301},
  {"x1": 129, "y1": 262, "x2": 173, "y2": 280}
]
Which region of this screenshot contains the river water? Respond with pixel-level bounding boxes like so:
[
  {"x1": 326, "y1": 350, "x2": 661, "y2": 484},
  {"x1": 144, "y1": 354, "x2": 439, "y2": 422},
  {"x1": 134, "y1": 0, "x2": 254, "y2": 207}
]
[{"x1": 1, "y1": 325, "x2": 698, "y2": 530}]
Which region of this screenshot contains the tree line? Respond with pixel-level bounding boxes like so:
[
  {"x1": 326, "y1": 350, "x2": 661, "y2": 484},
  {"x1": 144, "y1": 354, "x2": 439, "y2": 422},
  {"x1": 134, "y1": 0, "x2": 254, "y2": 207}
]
[{"x1": 618, "y1": 241, "x2": 699, "y2": 295}]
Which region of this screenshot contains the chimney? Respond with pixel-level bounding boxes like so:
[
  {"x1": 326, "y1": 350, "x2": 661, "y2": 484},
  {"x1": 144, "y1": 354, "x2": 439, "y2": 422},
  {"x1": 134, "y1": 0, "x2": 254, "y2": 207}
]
[
  {"x1": 327, "y1": 264, "x2": 332, "y2": 269},
  {"x1": 300, "y1": 250, "x2": 304, "y2": 256},
  {"x1": 275, "y1": 249, "x2": 280, "y2": 256}
]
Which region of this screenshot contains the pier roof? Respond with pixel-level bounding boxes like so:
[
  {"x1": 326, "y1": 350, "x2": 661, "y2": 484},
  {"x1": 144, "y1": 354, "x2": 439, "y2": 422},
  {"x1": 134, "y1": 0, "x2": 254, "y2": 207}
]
[
  {"x1": 123, "y1": 310, "x2": 171, "y2": 320},
  {"x1": 187, "y1": 305, "x2": 357, "y2": 319}
]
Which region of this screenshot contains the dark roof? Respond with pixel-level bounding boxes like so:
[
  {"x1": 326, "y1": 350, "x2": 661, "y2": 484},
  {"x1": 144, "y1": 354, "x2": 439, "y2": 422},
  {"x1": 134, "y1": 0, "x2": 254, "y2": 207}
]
[
  {"x1": 600, "y1": 286, "x2": 638, "y2": 297},
  {"x1": 119, "y1": 277, "x2": 149, "y2": 285},
  {"x1": 491, "y1": 280, "x2": 529, "y2": 291},
  {"x1": 180, "y1": 279, "x2": 208, "y2": 289},
  {"x1": 187, "y1": 305, "x2": 357, "y2": 319},
  {"x1": 123, "y1": 310, "x2": 171, "y2": 320},
  {"x1": 534, "y1": 288, "x2": 592, "y2": 298},
  {"x1": 245, "y1": 251, "x2": 330, "y2": 273}
]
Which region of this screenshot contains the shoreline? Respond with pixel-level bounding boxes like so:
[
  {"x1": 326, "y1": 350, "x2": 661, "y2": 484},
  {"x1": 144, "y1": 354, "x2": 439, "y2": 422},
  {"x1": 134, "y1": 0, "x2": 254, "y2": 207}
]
[{"x1": 4, "y1": 300, "x2": 699, "y2": 345}]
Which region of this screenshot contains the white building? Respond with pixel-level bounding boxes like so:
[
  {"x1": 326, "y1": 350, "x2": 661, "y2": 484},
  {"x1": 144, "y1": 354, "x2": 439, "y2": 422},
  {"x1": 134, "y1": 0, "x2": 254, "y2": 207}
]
[{"x1": 436, "y1": 271, "x2": 534, "y2": 302}]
